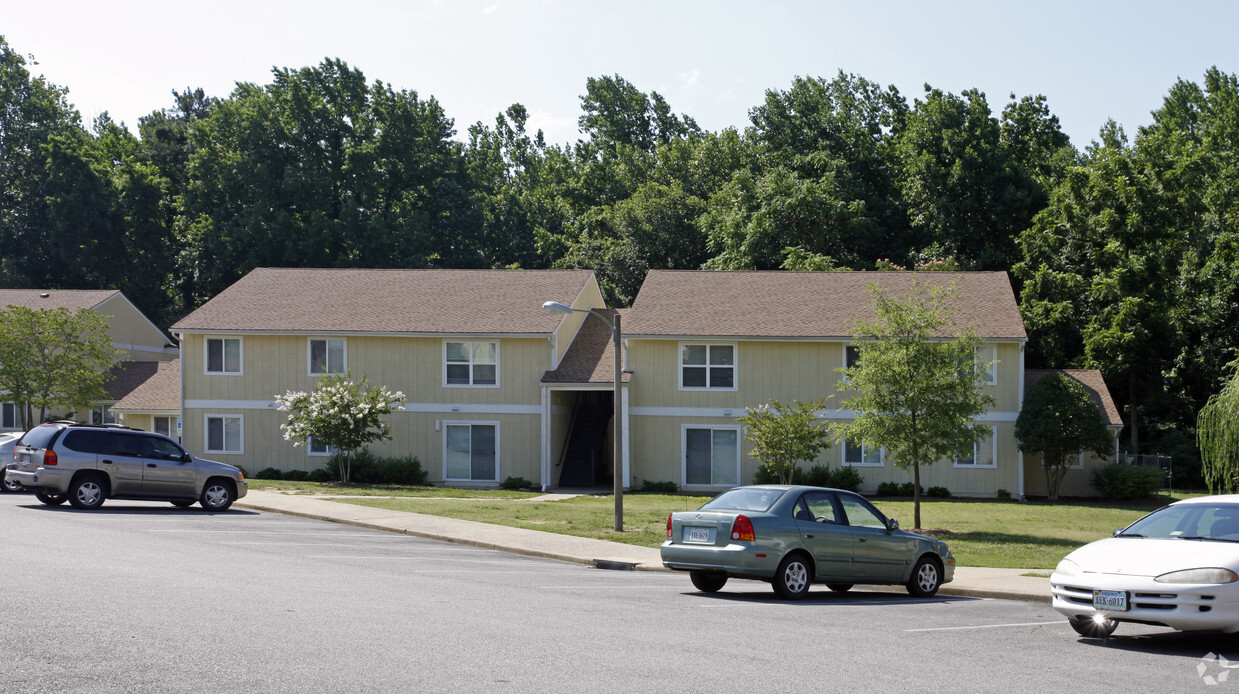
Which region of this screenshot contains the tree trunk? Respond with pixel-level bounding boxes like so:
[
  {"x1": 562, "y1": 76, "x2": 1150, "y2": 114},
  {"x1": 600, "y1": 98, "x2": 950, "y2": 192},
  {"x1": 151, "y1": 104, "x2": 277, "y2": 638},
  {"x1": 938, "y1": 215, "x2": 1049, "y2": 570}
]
[
  {"x1": 1128, "y1": 372, "x2": 1139, "y2": 452},
  {"x1": 912, "y1": 462, "x2": 922, "y2": 530}
]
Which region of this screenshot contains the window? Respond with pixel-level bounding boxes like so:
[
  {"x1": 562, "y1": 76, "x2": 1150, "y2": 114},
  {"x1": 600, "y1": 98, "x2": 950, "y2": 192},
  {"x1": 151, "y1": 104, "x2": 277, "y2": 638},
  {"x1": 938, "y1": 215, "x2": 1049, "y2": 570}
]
[
  {"x1": 309, "y1": 338, "x2": 346, "y2": 375},
  {"x1": 444, "y1": 341, "x2": 498, "y2": 387},
  {"x1": 843, "y1": 440, "x2": 883, "y2": 467},
  {"x1": 205, "y1": 415, "x2": 243, "y2": 454},
  {"x1": 842, "y1": 345, "x2": 863, "y2": 383},
  {"x1": 153, "y1": 416, "x2": 174, "y2": 438},
  {"x1": 309, "y1": 437, "x2": 337, "y2": 456},
  {"x1": 1, "y1": 402, "x2": 21, "y2": 430},
  {"x1": 92, "y1": 405, "x2": 116, "y2": 425},
  {"x1": 206, "y1": 337, "x2": 242, "y2": 374},
  {"x1": 794, "y1": 491, "x2": 840, "y2": 524},
  {"x1": 954, "y1": 427, "x2": 996, "y2": 468},
  {"x1": 975, "y1": 344, "x2": 997, "y2": 385},
  {"x1": 444, "y1": 423, "x2": 497, "y2": 481},
  {"x1": 680, "y1": 344, "x2": 735, "y2": 390},
  {"x1": 684, "y1": 426, "x2": 740, "y2": 486},
  {"x1": 837, "y1": 493, "x2": 889, "y2": 529}
]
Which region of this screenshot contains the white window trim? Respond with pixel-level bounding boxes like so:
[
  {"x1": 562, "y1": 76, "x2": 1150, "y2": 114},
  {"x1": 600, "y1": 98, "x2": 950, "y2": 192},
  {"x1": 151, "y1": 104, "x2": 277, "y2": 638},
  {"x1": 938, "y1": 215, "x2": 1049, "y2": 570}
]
[
  {"x1": 842, "y1": 440, "x2": 884, "y2": 467},
  {"x1": 1068, "y1": 450, "x2": 1085, "y2": 470},
  {"x1": 204, "y1": 414, "x2": 244, "y2": 455},
  {"x1": 204, "y1": 337, "x2": 244, "y2": 375},
  {"x1": 308, "y1": 337, "x2": 347, "y2": 377},
  {"x1": 152, "y1": 416, "x2": 174, "y2": 438},
  {"x1": 677, "y1": 342, "x2": 738, "y2": 392},
  {"x1": 442, "y1": 340, "x2": 500, "y2": 389},
  {"x1": 953, "y1": 426, "x2": 997, "y2": 468},
  {"x1": 308, "y1": 436, "x2": 337, "y2": 457},
  {"x1": 976, "y1": 344, "x2": 998, "y2": 386},
  {"x1": 681, "y1": 424, "x2": 742, "y2": 487},
  {"x1": 442, "y1": 420, "x2": 500, "y2": 482}
]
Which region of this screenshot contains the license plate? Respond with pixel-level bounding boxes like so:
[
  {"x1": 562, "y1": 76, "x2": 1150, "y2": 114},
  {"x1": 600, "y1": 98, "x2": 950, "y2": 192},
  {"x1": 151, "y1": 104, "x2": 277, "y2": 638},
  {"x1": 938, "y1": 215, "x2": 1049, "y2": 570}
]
[
  {"x1": 1093, "y1": 590, "x2": 1128, "y2": 611},
  {"x1": 686, "y1": 527, "x2": 710, "y2": 543}
]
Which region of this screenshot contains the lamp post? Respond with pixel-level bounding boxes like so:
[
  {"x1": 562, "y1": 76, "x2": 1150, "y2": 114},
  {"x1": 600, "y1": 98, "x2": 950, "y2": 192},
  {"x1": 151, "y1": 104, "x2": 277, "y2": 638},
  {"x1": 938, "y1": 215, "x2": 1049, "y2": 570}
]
[{"x1": 542, "y1": 300, "x2": 624, "y2": 532}]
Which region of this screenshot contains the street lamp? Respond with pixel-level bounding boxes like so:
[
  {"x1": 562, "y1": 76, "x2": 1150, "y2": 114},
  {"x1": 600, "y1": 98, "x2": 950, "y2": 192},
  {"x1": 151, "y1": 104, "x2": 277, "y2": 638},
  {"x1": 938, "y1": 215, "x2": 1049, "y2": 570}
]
[{"x1": 542, "y1": 300, "x2": 624, "y2": 532}]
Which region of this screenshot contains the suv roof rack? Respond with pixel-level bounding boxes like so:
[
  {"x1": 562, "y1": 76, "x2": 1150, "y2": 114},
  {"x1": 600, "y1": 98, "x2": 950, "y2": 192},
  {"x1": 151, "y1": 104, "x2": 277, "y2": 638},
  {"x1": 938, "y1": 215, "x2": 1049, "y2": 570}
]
[{"x1": 46, "y1": 421, "x2": 139, "y2": 431}]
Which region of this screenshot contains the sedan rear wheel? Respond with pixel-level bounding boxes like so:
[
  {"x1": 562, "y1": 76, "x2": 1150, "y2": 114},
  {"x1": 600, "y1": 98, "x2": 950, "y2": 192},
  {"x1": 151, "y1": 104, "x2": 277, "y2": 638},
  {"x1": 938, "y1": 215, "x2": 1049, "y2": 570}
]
[
  {"x1": 1069, "y1": 616, "x2": 1118, "y2": 638},
  {"x1": 199, "y1": 480, "x2": 235, "y2": 512},
  {"x1": 689, "y1": 571, "x2": 728, "y2": 593},
  {"x1": 905, "y1": 556, "x2": 943, "y2": 598},
  {"x1": 773, "y1": 554, "x2": 813, "y2": 600},
  {"x1": 36, "y1": 490, "x2": 67, "y2": 506}
]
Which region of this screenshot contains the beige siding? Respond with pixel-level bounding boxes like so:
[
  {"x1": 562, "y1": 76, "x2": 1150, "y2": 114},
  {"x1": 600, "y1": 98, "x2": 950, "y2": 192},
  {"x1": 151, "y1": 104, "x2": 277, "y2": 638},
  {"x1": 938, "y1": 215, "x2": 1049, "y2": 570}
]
[
  {"x1": 95, "y1": 295, "x2": 175, "y2": 361},
  {"x1": 552, "y1": 278, "x2": 606, "y2": 365},
  {"x1": 1023, "y1": 451, "x2": 1110, "y2": 498}
]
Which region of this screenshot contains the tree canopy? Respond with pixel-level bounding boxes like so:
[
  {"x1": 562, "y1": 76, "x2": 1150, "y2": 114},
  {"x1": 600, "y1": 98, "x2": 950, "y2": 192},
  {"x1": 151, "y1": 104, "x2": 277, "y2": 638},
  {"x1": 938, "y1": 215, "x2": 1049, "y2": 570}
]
[{"x1": 1015, "y1": 373, "x2": 1114, "y2": 500}]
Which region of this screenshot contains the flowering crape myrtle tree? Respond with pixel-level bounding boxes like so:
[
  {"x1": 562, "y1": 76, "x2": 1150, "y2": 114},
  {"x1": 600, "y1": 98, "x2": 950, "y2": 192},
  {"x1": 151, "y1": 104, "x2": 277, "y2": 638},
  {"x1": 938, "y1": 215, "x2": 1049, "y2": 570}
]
[{"x1": 275, "y1": 372, "x2": 407, "y2": 483}]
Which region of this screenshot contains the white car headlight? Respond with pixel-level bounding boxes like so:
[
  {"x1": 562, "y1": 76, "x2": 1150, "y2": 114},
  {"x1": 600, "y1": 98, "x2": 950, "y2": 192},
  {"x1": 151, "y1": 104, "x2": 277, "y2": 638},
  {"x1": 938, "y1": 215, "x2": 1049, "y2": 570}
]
[
  {"x1": 1054, "y1": 558, "x2": 1080, "y2": 577},
  {"x1": 1154, "y1": 568, "x2": 1239, "y2": 584}
]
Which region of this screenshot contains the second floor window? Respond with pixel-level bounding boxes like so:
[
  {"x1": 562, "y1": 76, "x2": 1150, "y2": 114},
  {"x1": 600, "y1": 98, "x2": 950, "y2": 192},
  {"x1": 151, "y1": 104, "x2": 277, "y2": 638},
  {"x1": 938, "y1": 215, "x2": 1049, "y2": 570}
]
[
  {"x1": 445, "y1": 341, "x2": 498, "y2": 386},
  {"x1": 680, "y1": 344, "x2": 735, "y2": 389},
  {"x1": 309, "y1": 338, "x2": 346, "y2": 375},
  {"x1": 206, "y1": 337, "x2": 242, "y2": 374}
]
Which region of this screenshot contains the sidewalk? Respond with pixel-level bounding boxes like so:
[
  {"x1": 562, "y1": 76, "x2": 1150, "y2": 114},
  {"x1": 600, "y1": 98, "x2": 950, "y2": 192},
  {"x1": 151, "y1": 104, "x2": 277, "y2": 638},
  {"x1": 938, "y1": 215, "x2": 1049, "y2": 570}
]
[{"x1": 235, "y1": 489, "x2": 1051, "y2": 603}]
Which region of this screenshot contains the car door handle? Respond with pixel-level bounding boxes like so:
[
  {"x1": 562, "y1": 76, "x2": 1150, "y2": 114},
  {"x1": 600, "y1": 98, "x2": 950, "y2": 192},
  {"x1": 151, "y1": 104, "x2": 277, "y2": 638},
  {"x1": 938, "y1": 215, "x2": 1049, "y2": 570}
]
[
  {"x1": 805, "y1": 534, "x2": 814, "y2": 539},
  {"x1": 858, "y1": 538, "x2": 867, "y2": 542},
  {"x1": 147, "y1": 463, "x2": 158, "y2": 468},
  {"x1": 102, "y1": 459, "x2": 113, "y2": 464}
]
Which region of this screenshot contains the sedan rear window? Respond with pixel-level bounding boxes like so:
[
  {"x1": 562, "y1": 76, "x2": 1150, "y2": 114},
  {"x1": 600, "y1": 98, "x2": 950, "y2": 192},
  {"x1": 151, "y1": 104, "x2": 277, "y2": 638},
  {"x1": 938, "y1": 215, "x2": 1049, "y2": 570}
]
[{"x1": 701, "y1": 488, "x2": 785, "y2": 512}]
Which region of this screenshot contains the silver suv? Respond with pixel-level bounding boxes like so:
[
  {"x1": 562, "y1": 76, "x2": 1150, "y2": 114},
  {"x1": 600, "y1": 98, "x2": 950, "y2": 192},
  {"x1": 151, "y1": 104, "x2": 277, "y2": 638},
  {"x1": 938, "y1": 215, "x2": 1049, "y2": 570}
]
[{"x1": 4, "y1": 422, "x2": 247, "y2": 511}]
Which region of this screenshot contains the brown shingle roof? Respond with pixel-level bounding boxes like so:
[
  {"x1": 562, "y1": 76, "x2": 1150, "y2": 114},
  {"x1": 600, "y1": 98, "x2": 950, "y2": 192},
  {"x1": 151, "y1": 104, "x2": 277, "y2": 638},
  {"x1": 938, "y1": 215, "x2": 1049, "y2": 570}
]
[
  {"x1": 624, "y1": 270, "x2": 1026, "y2": 340},
  {"x1": 110, "y1": 360, "x2": 180, "y2": 413},
  {"x1": 172, "y1": 268, "x2": 596, "y2": 335},
  {"x1": 0, "y1": 289, "x2": 119, "y2": 311},
  {"x1": 541, "y1": 308, "x2": 631, "y2": 384},
  {"x1": 1025, "y1": 369, "x2": 1123, "y2": 427}
]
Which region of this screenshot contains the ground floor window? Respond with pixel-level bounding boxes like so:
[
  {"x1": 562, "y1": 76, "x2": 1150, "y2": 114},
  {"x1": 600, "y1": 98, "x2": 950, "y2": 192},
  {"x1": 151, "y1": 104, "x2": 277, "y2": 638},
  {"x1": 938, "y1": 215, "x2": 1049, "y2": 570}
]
[
  {"x1": 153, "y1": 416, "x2": 176, "y2": 439},
  {"x1": 92, "y1": 405, "x2": 117, "y2": 425},
  {"x1": 309, "y1": 437, "x2": 337, "y2": 456},
  {"x1": 684, "y1": 426, "x2": 740, "y2": 486},
  {"x1": 444, "y1": 422, "x2": 497, "y2": 481},
  {"x1": 843, "y1": 439, "x2": 883, "y2": 466},
  {"x1": 954, "y1": 426, "x2": 996, "y2": 468},
  {"x1": 1, "y1": 402, "x2": 22, "y2": 430},
  {"x1": 205, "y1": 415, "x2": 243, "y2": 454}
]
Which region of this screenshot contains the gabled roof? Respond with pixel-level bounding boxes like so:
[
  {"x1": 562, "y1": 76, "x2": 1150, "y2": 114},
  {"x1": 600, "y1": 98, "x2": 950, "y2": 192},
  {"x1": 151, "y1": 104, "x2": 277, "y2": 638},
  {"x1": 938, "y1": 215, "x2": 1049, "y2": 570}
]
[
  {"x1": 110, "y1": 360, "x2": 180, "y2": 413},
  {"x1": 172, "y1": 268, "x2": 596, "y2": 335},
  {"x1": 541, "y1": 308, "x2": 631, "y2": 385},
  {"x1": 624, "y1": 270, "x2": 1026, "y2": 340},
  {"x1": 0, "y1": 289, "x2": 121, "y2": 311},
  {"x1": 1025, "y1": 369, "x2": 1123, "y2": 428}
]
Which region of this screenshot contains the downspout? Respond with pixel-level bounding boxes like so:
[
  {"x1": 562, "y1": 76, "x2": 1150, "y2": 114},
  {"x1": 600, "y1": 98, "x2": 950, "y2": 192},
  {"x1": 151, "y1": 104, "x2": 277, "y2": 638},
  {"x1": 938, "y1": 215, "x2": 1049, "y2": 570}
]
[{"x1": 1017, "y1": 341, "x2": 1026, "y2": 501}]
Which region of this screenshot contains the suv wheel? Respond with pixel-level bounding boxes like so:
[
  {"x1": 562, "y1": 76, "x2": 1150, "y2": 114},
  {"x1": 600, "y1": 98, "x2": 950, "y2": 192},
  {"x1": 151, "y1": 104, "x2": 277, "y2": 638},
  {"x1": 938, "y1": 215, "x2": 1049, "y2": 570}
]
[
  {"x1": 36, "y1": 490, "x2": 68, "y2": 506},
  {"x1": 2, "y1": 476, "x2": 22, "y2": 493},
  {"x1": 68, "y1": 476, "x2": 107, "y2": 510},
  {"x1": 200, "y1": 480, "x2": 235, "y2": 512}
]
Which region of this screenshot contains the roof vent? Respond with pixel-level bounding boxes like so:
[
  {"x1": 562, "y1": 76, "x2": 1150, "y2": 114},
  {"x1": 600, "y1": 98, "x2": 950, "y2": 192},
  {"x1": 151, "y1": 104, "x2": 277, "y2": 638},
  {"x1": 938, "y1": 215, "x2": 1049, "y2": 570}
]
[{"x1": 39, "y1": 292, "x2": 50, "y2": 298}]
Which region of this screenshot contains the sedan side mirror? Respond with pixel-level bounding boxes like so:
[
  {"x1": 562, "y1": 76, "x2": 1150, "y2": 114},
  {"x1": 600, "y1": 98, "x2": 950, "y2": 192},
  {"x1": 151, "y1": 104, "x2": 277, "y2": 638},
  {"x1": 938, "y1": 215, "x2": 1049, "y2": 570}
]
[{"x1": 886, "y1": 518, "x2": 899, "y2": 532}]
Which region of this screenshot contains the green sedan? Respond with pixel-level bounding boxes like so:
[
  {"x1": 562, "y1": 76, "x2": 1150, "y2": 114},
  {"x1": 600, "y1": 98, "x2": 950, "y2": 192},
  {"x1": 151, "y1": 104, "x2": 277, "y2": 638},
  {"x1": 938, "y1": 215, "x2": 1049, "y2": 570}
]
[{"x1": 661, "y1": 485, "x2": 955, "y2": 599}]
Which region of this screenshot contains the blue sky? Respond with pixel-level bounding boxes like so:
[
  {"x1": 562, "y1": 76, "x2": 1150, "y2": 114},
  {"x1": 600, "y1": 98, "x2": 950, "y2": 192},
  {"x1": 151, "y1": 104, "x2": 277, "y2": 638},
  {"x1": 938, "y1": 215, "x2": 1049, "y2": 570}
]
[{"x1": 5, "y1": 1, "x2": 1237, "y2": 148}]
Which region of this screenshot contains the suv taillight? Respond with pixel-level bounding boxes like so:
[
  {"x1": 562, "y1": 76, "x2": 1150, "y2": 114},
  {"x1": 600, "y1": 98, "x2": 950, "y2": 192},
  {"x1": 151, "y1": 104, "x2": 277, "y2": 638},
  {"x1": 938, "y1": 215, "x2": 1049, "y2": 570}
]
[
  {"x1": 731, "y1": 515, "x2": 755, "y2": 542},
  {"x1": 43, "y1": 449, "x2": 57, "y2": 466},
  {"x1": 666, "y1": 514, "x2": 673, "y2": 538}
]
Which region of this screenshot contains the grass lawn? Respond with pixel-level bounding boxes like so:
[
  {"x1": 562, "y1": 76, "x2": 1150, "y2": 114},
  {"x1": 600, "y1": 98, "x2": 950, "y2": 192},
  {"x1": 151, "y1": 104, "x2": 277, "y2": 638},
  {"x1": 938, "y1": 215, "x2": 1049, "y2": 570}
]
[{"x1": 247, "y1": 480, "x2": 1196, "y2": 569}]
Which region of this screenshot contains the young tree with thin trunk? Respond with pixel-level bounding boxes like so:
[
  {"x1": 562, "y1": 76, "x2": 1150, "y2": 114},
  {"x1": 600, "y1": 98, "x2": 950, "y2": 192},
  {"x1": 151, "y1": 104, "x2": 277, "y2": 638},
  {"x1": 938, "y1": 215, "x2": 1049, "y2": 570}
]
[
  {"x1": 1015, "y1": 373, "x2": 1113, "y2": 500},
  {"x1": 834, "y1": 280, "x2": 994, "y2": 529},
  {"x1": 737, "y1": 398, "x2": 831, "y2": 485}
]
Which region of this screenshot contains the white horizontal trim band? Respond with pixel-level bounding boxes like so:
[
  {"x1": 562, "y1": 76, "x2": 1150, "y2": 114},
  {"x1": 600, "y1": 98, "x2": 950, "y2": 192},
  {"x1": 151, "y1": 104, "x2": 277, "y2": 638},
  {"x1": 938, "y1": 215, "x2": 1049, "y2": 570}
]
[
  {"x1": 184, "y1": 400, "x2": 540, "y2": 415},
  {"x1": 630, "y1": 406, "x2": 1020, "y2": 422}
]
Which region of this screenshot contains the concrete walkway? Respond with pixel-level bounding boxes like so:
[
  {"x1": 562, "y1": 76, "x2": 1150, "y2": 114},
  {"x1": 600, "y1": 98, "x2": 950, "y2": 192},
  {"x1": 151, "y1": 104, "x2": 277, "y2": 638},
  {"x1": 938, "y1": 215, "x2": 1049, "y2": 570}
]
[{"x1": 235, "y1": 489, "x2": 1052, "y2": 603}]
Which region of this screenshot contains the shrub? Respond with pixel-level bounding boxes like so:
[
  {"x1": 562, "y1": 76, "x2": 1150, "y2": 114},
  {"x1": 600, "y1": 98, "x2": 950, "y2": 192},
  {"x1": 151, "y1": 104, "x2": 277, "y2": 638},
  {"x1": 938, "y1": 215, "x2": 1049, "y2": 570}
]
[
  {"x1": 754, "y1": 462, "x2": 795, "y2": 485},
  {"x1": 640, "y1": 480, "x2": 679, "y2": 493},
  {"x1": 799, "y1": 465, "x2": 832, "y2": 487},
  {"x1": 926, "y1": 486, "x2": 951, "y2": 498},
  {"x1": 350, "y1": 452, "x2": 429, "y2": 485},
  {"x1": 876, "y1": 481, "x2": 923, "y2": 497},
  {"x1": 285, "y1": 469, "x2": 309, "y2": 482},
  {"x1": 256, "y1": 467, "x2": 284, "y2": 480},
  {"x1": 996, "y1": 488, "x2": 1013, "y2": 501},
  {"x1": 1091, "y1": 463, "x2": 1165, "y2": 499},
  {"x1": 501, "y1": 476, "x2": 533, "y2": 490},
  {"x1": 828, "y1": 466, "x2": 864, "y2": 492},
  {"x1": 307, "y1": 468, "x2": 333, "y2": 483}
]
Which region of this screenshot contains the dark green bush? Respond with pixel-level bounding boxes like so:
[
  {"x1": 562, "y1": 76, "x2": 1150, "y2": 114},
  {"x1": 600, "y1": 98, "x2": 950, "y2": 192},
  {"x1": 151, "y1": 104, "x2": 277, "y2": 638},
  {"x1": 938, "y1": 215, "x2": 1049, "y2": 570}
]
[
  {"x1": 1090, "y1": 463, "x2": 1165, "y2": 499},
  {"x1": 307, "y1": 468, "x2": 332, "y2": 483},
  {"x1": 256, "y1": 467, "x2": 284, "y2": 480},
  {"x1": 285, "y1": 469, "x2": 309, "y2": 481},
  {"x1": 797, "y1": 465, "x2": 830, "y2": 487},
  {"x1": 828, "y1": 466, "x2": 864, "y2": 492},
  {"x1": 350, "y1": 452, "x2": 428, "y2": 485},
  {"x1": 876, "y1": 481, "x2": 923, "y2": 497},
  {"x1": 996, "y1": 488, "x2": 1013, "y2": 501},
  {"x1": 926, "y1": 486, "x2": 952, "y2": 498},
  {"x1": 752, "y1": 462, "x2": 796, "y2": 485},
  {"x1": 501, "y1": 476, "x2": 533, "y2": 490},
  {"x1": 640, "y1": 480, "x2": 679, "y2": 493}
]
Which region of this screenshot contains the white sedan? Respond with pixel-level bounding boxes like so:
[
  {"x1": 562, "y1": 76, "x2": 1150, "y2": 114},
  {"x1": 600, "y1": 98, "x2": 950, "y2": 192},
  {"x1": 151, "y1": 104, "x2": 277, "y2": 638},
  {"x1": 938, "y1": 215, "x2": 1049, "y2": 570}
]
[
  {"x1": 1051, "y1": 494, "x2": 1239, "y2": 637},
  {"x1": 1, "y1": 431, "x2": 24, "y2": 492}
]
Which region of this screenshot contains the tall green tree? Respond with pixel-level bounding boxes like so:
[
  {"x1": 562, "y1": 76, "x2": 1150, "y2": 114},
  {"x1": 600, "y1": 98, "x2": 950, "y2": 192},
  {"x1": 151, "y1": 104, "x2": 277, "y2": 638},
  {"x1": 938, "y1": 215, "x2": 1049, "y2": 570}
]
[
  {"x1": 1015, "y1": 373, "x2": 1114, "y2": 500},
  {"x1": 1198, "y1": 364, "x2": 1239, "y2": 493},
  {"x1": 0, "y1": 306, "x2": 126, "y2": 424},
  {"x1": 834, "y1": 280, "x2": 993, "y2": 529}
]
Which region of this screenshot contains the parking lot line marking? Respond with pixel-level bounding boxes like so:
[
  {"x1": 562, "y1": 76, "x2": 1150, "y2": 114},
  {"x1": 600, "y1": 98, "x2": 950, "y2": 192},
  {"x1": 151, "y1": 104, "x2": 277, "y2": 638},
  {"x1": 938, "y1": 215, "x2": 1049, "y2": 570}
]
[{"x1": 905, "y1": 620, "x2": 1067, "y2": 632}]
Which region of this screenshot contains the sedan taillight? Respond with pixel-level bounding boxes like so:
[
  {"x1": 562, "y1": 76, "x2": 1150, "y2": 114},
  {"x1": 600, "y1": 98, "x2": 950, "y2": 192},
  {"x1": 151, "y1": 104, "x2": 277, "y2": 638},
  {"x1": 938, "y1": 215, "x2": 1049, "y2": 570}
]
[
  {"x1": 732, "y1": 515, "x2": 755, "y2": 542},
  {"x1": 43, "y1": 449, "x2": 57, "y2": 466},
  {"x1": 666, "y1": 514, "x2": 673, "y2": 538}
]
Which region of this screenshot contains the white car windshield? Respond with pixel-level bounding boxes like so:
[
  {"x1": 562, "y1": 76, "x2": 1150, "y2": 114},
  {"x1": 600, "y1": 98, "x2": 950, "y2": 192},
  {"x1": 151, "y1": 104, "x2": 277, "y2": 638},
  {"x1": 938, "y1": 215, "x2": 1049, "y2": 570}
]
[{"x1": 1122, "y1": 502, "x2": 1239, "y2": 541}]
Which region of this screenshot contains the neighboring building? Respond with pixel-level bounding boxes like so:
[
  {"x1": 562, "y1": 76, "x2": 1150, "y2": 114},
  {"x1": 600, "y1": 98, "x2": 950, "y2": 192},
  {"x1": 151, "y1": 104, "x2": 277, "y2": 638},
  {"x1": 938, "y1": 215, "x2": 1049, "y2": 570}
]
[
  {"x1": 1021, "y1": 369, "x2": 1123, "y2": 498},
  {"x1": 171, "y1": 268, "x2": 604, "y2": 486},
  {"x1": 0, "y1": 289, "x2": 177, "y2": 432},
  {"x1": 109, "y1": 360, "x2": 182, "y2": 440},
  {"x1": 171, "y1": 267, "x2": 1120, "y2": 497}
]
